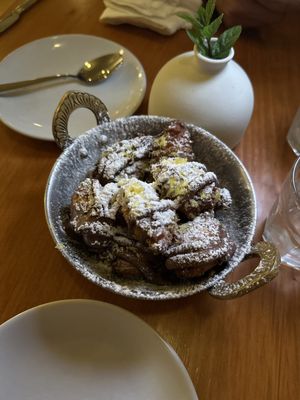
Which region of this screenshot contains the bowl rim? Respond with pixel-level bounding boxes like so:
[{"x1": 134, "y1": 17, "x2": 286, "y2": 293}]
[{"x1": 45, "y1": 115, "x2": 257, "y2": 300}]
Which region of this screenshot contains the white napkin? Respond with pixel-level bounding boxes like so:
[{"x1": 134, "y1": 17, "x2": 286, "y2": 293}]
[{"x1": 100, "y1": 0, "x2": 202, "y2": 35}]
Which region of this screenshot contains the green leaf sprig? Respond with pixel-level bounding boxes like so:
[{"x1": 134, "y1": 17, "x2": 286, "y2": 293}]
[{"x1": 178, "y1": 0, "x2": 242, "y2": 59}]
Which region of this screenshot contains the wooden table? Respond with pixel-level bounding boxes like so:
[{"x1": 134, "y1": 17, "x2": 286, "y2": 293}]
[{"x1": 0, "y1": 1, "x2": 299, "y2": 398}]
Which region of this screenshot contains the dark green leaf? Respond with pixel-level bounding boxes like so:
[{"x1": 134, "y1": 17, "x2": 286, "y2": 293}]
[
  {"x1": 205, "y1": 0, "x2": 216, "y2": 24},
  {"x1": 196, "y1": 6, "x2": 207, "y2": 27},
  {"x1": 179, "y1": 4, "x2": 242, "y2": 60},
  {"x1": 177, "y1": 12, "x2": 203, "y2": 31},
  {"x1": 186, "y1": 29, "x2": 205, "y2": 44},
  {"x1": 211, "y1": 25, "x2": 242, "y2": 59},
  {"x1": 210, "y1": 41, "x2": 229, "y2": 59},
  {"x1": 202, "y1": 14, "x2": 223, "y2": 39},
  {"x1": 186, "y1": 30, "x2": 196, "y2": 45},
  {"x1": 197, "y1": 40, "x2": 209, "y2": 57},
  {"x1": 211, "y1": 44, "x2": 231, "y2": 59},
  {"x1": 186, "y1": 30, "x2": 198, "y2": 45},
  {"x1": 177, "y1": 12, "x2": 197, "y2": 25}
]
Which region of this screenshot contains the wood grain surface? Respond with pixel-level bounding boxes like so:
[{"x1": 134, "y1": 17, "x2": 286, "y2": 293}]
[
  {"x1": 0, "y1": 0, "x2": 20, "y2": 16},
  {"x1": 0, "y1": 1, "x2": 299, "y2": 399}
]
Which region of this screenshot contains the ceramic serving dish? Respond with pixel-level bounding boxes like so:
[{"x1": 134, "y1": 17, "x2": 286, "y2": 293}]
[{"x1": 45, "y1": 91, "x2": 280, "y2": 300}]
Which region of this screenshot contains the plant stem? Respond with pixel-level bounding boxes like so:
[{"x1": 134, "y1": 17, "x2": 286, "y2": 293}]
[{"x1": 206, "y1": 38, "x2": 212, "y2": 57}]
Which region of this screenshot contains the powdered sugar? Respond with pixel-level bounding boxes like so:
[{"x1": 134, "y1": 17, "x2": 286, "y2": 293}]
[
  {"x1": 97, "y1": 136, "x2": 153, "y2": 182},
  {"x1": 94, "y1": 182, "x2": 119, "y2": 219},
  {"x1": 220, "y1": 188, "x2": 232, "y2": 208},
  {"x1": 151, "y1": 120, "x2": 194, "y2": 161},
  {"x1": 70, "y1": 178, "x2": 119, "y2": 232},
  {"x1": 79, "y1": 220, "x2": 115, "y2": 236},
  {"x1": 152, "y1": 157, "x2": 217, "y2": 201},
  {"x1": 116, "y1": 178, "x2": 175, "y2": 220},
  {"x1": 67, "y1": 122, "x2": 235, "y2": 282},
  {"x1": 165, "y1": 213, "x2": 233, "y2": 268}
]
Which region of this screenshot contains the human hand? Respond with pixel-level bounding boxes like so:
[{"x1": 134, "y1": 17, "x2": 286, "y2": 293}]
[{"x1": 216, "y1": 0, "x2": 288, "y2": 27}]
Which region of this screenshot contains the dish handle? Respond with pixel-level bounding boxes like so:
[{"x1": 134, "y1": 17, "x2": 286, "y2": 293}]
[
  {"x1": 208, "y1": 241, "x2": 280, "y2": 299},
  {"x1": 52, "y1": 91, "x2": 110, "y2": 150}
]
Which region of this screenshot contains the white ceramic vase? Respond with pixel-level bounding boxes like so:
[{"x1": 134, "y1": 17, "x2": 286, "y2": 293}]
[{"x1": 148, "y1": 43, "x2": 254, "y2": 148}]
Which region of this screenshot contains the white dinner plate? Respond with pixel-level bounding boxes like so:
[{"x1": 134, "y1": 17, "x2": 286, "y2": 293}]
[
  {"x1": 0, "y1": 299, "x2": 198, "y2": 400},
  {"x1": 0, "y1": 34, "x2": 146, "y2": 140}
]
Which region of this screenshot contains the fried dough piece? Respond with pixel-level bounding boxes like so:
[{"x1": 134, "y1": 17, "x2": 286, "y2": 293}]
[
  {"x1": 70, "y1": 178, "x2": 119, "y2": 249},
  {"x1": 112, "y1": 242, "x2": 164, "y2": 283},
  {"x1": 152, "y1": 157, "x2": 216, "y2": 201},
  {"x1": 152, "y1": 157, "x2": 231, "y2": 219},
  {"x1": 96, "y1": 136, "x2": 154, "y2": 183},
  {"x1": 179, "y1": 182, "x2": 232, "y2": 219},
  {"x1": 165, "y1": 212, "x2": 235, "y2": 278},
  {"x1": 152, "y1": 121, "x2": 194, "y2": 161},
  {"x1": 116, "y1": 178, "x2": 178, "y2": 253}
]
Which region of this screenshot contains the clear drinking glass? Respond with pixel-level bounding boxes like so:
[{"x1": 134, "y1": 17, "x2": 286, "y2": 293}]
[
  {"x1": 287, "y1": 107, "x2": 300, "y2": 156},
  {"x1": 263, "y1": 157, "x2": 300, "y2": 269}
]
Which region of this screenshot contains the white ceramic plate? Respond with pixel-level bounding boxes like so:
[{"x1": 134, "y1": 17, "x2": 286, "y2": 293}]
[
  {"x1": 0, "y1": 34, "x2": 146, "y2": 140},
  {"x1": 0, "y1": 300, "x2": 198, "y2": 400}
]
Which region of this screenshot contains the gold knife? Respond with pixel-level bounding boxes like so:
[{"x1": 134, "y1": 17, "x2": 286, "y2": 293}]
[{"x1": 0, "y1": 0, "x2": 39, "y2": 33}]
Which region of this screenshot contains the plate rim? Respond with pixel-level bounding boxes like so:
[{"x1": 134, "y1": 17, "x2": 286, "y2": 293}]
[
  {"x1": 0, "y1": 33, "x2": 147, "y2": 140},
  {"x1": 0, "y1": 299, "x2": 198, "y2": 399}
]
